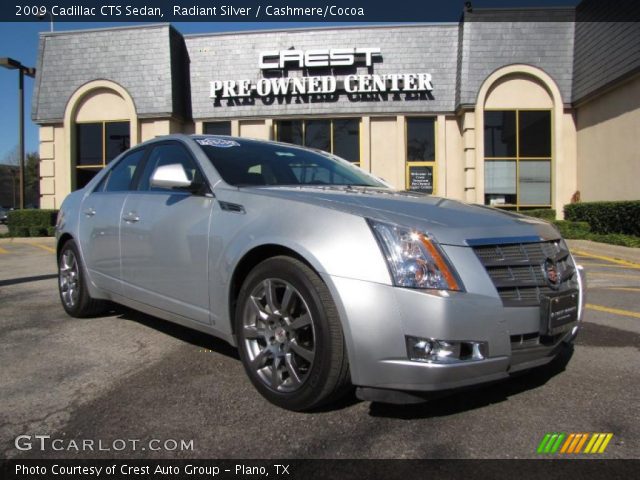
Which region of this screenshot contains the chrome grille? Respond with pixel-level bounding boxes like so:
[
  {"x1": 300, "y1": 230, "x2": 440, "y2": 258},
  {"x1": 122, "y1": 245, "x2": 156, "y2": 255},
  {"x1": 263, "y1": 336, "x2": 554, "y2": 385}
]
[{"x1": 473, "y1": 240, "x2": 578, "y2": 307}]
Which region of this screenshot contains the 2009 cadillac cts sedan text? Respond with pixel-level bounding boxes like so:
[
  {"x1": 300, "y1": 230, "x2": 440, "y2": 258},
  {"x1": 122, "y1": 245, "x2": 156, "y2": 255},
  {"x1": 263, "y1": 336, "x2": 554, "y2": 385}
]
[{"x1": 56, "y1": 135, "x2": 585, "y2": 411}]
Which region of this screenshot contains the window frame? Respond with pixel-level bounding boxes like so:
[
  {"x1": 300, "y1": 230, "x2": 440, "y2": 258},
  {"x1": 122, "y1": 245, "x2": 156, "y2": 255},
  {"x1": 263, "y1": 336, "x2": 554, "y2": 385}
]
[
  {"x1": 274, "y1": 117, "x2": 362, "y2": 166},
  {"x1": 484, "y1": 108, "x2": 553, "y2": 210},
  {"x1": 203, "y1": 121, "x2": 232, "y2": 136},
  {"x1": 74, "y1": 119, "x2": 131, "y2": 190},
  {"x1": 405, "y1": 116, "x2": 437, "y2": 194}
]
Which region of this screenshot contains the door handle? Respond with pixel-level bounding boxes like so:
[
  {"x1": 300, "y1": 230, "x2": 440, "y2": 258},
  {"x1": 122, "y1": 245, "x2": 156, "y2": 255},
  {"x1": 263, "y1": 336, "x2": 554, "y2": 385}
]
[
  {"x1": 83, "y1": 208, "x2": 96, "y2": 217},
  {"x1": 122, "y1": 212, "x2": 140, "y2": 223}
]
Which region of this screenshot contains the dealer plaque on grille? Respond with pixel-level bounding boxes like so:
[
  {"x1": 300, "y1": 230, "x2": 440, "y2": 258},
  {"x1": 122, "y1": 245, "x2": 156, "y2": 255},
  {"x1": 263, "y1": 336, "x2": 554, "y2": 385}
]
[{"x1": 540, "y1": 289, "x2": 579, "y2": 335}]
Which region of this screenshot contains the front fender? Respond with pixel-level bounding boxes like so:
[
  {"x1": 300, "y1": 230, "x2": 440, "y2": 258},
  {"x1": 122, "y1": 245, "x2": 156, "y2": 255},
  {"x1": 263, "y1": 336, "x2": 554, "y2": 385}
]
[{"x1": 208, "y1": 190, "x2": 391, "y2": 338}]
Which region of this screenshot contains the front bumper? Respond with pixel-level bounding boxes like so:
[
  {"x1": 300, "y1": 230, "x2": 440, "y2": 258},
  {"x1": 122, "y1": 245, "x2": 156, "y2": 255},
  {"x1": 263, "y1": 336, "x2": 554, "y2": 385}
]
[{"x1": 321, "y1": 263, "x2": 584, "y2": 395}]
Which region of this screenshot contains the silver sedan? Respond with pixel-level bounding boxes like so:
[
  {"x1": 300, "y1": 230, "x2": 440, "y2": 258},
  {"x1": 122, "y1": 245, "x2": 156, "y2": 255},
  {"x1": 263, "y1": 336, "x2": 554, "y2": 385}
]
[{"x1": 56, "y1": 135, "x2": 584, "y2": 411}]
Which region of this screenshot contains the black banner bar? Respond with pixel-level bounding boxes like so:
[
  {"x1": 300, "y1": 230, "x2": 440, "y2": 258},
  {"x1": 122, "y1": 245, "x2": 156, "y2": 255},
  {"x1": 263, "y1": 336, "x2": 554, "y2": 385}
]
[
  {"x1": 2, "y1": 459, "x2": 640, "y2": 480},
  {"x1": 2, "y1": 0, "x2": 640, "y2": 23}
]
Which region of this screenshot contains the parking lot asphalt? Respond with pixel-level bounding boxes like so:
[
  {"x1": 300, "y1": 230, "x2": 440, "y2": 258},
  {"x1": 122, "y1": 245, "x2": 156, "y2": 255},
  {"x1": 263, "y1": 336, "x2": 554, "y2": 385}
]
[{"x1": 0, "y1": 238, "x2": 638, "y2": 459}]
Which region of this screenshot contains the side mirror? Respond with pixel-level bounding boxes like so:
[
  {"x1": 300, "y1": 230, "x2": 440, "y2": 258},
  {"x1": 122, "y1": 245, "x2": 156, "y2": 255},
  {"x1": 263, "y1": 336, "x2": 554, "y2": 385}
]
[{"x1": 150, "y1": 164, "x2": 192, "y2": 190}]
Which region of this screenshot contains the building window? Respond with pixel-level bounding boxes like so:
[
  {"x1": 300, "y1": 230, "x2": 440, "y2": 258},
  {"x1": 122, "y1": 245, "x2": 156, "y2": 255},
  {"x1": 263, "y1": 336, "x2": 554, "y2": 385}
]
[
  {"x1": 203, "y1": 121, "x2": 231, "y2": 136},
  {"x1": 275, "y1": 118, "x2": 360, "y2": 165},
  {"x1": 406, "y1": 117, "x2": 436, "y2": 193},
  {"x1": 333, "y1": 119, "x2": 360, "y2": 164},
  {"x1": 484, "y1": 110, "x2": 551, "y2": 209},
  {"x1": 305, "y1": 119, "x2": 331, "y2": 152},
  {"x1": 75, "y1": 121, "x2": 130, "y2": 189},
  {"x1": 276, "y1": 120, "x2": 303, "y2": 146}
]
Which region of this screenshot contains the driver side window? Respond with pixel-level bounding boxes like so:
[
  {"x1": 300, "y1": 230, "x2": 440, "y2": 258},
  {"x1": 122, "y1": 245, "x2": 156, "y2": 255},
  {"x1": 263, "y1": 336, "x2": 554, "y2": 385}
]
[
  {"x1": 138, "y1": 143, "x2": 203, "y2": 191},
  {"x1": 96, "y1": 148, "x2": 144, "y2": 193}
]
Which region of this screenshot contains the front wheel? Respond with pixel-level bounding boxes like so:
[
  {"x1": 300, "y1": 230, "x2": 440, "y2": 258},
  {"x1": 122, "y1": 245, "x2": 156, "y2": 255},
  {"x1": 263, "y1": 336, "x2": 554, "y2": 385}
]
[
  {"x1": 58, "y1": 239, "x2": 107, "y2": 317},
  {"x1": 235, "y1": 256, "x2": 350, "y2": 411}
]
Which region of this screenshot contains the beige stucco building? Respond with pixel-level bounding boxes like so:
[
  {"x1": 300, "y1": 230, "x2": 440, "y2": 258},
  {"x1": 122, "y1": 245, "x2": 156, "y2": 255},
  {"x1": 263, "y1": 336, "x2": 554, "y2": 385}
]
[{"x1": 32, "y1": 1, "x2": 639, "y2": 215}]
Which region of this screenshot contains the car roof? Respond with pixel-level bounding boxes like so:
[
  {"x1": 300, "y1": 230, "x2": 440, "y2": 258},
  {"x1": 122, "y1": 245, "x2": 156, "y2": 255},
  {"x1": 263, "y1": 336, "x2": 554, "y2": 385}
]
[{"x1": 139, "y1": 133, "x2": 313, "y2": 152}]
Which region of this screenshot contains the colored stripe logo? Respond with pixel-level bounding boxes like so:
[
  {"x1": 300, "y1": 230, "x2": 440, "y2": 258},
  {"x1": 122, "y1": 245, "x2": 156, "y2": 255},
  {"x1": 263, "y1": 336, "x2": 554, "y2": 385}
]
[{"x1": 537, "y1": 433, "x2": 613, "y2": 454}]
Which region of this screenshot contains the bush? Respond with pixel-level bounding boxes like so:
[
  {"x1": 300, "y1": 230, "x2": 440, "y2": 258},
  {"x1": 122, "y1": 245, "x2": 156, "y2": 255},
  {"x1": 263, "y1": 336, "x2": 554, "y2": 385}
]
[
  {"x1": 29, "y1": 226, "x2": 50, "y2": 237},
  {"x1": 7, "y1": 209, "x2": 58, "y2": 237},
  {"x1": 520, "y1": 208, "x2": 556, "y2": 221},
  {"x1": 552, "y1": 220, "x2": 640, "y2": 248},
  {"x1": 552, "y1": 220, "x2": 591, "y2": 238},
  {"x1": 564, "y1": 201, "x2": 640, "y2": 236},
  {"x1": 11, "y1": 226, "x2": 31, "y2": 237},
  {"x1": 585, "y1": 233, "x2": 640, "y2": 248}
]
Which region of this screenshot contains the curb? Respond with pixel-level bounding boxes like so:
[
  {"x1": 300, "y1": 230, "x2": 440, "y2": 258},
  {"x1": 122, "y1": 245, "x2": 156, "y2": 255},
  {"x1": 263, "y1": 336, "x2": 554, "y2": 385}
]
[
  {"x1": 0, "y1": 236, "x2": 56, "y2": 246},
  {"x1": 566, "y1": 239, "x2": 640, "y2": 265}
]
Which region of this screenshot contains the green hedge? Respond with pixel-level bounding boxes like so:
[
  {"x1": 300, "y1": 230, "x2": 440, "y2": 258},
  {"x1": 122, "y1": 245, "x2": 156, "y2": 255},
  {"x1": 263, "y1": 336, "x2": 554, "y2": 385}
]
[
  {"x1": 564, "y1": 201, "x2": 640, "y2": 236},
  {"x1": 520, "y1": 208, "x2": 556, "y2": 221},
  {"x1": 584, "y1": 233, "x2": 640, "y2": 248},
  {"x1": 7, "y1": 209, "x2": 58, "y2": 237},
  {"x1": 551, "y1": 220, "x2": 591, "y2": 238},
  {"x1": 552, "y1": 220, "x2": 640, "y2": 248}
]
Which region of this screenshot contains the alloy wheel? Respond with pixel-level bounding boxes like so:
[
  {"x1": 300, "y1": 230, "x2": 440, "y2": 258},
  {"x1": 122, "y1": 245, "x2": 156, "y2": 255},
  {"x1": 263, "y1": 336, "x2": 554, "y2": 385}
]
[
  {"x1": 242, "y1": 278, "x2": 316, "y2": 393},
  {"x1": 59, "y1": 248, "x2": 80, "y2": 309}
]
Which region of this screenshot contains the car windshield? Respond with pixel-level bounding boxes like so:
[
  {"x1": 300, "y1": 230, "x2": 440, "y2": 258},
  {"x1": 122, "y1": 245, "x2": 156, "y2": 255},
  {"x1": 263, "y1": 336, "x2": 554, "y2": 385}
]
[{"x1": 196, "y1": 137, "x2": 387, "y2": 188}]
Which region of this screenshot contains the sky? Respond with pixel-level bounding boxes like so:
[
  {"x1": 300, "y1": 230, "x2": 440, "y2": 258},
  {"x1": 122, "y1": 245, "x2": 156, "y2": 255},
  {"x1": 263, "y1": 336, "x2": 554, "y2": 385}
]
[{"x1": 0, "y1": 0, "x2": 579, "y2": 164}]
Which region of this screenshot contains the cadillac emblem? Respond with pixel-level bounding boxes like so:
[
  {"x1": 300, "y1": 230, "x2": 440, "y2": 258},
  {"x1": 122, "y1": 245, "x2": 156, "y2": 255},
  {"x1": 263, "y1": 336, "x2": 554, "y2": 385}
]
[{"x1": 543, "y1": 258, "x2": 563, "y2": 289}]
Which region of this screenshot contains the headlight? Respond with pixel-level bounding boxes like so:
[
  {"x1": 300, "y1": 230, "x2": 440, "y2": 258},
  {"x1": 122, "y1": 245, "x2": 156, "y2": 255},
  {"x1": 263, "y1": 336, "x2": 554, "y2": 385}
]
[{"x1": 367, "y1": 219, "x2": 461, "y2": 291}]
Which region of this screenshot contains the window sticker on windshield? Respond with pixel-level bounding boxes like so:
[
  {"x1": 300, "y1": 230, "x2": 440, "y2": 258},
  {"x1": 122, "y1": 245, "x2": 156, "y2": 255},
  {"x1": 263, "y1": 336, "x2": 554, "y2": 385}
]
[{"x1": 196, "y1": 138, "x2": 240, "y2": 148}]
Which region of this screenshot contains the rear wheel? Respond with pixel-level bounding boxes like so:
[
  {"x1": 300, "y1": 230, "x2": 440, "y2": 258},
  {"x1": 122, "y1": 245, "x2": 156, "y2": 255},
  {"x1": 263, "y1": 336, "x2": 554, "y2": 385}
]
[
  {"x1": 235, "y1": 256, "x2": 350, "y2": 411},
  {"x1": 58, "y1": 239, "x2": 107, "y2": 317}
]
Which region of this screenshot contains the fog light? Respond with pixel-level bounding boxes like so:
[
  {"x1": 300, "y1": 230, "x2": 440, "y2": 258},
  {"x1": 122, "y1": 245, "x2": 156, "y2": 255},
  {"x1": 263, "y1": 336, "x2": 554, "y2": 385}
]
[{"x1": 406, "y1": 336, "x2": 488, "y2": 364}]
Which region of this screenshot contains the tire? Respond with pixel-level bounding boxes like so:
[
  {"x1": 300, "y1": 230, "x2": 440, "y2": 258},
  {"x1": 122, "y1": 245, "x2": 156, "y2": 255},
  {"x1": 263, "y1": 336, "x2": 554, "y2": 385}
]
[
  {"x1": 235, "y1": 256, "x2": 351, "y2": 411},
  {"x1": 58, "y1": 238, "x2": 108, "y2": 318}
]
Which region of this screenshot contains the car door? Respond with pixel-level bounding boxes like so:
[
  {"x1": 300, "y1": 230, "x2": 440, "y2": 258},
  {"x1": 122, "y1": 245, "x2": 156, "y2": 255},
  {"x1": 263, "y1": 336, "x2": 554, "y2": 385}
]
[
  {"x1": 78, "y1": 148, "x2": 146, "y2": 294},
  {"x1": 119, "y1": 141, "x2": 214, "y2": 325}
]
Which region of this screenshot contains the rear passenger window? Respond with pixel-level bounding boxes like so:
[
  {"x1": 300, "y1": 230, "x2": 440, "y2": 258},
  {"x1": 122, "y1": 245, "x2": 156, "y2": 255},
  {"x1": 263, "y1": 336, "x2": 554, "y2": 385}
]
[{"x1": 105, "y1": 149, "x2": 144, "y2": 192}]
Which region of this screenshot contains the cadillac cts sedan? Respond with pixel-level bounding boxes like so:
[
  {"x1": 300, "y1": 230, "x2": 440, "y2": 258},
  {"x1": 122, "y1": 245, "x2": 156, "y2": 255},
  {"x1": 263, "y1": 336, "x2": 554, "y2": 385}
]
[{"x1": 56, "y1": 135, "x2": 584, "y2": 411}]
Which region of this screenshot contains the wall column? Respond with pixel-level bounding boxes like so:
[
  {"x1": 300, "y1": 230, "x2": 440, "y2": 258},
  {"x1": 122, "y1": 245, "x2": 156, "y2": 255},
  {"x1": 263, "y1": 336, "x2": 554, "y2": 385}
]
[
  {"x1": 39, "y1": 126, "x2": 56, "y2": 209},
  {"x1": 436, "y1": 114, "x2": 446, "y2": 197},
  {"x1": 396, "y1": 116, "x2": 406, "y2": 189},
  {"x1": 462, "y1": 111, "x2": 476, "y2": 203},
  {"x1": 360, "y1": 116, "x2": 371, "y2": 172}
]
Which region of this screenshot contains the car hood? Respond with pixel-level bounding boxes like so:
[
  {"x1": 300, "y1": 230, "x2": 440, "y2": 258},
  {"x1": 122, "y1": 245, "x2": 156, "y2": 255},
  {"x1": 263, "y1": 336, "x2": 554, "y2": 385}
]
[{"x1": 238, "y1": 186, "x2": 560, "y2": 247}]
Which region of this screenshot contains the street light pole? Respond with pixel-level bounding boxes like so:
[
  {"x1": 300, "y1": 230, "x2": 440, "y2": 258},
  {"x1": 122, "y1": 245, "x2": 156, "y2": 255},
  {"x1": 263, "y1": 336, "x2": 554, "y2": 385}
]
[
  {"x1": 37, "y1": 12, "x2": 54, "y2": 32},
  {"x1": 1, "y1": 57, "x2": 36, "y2": 210},
  {"x1": 10, "y1": 169, "x2": 17, "y2": 208},
  {"x1": 18, "y1": 65, "x2": 24, "y2": 209}
]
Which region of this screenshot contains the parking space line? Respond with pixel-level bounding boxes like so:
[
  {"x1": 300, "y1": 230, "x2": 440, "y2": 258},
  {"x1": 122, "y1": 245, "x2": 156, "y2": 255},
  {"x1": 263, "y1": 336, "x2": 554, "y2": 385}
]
[
  {"x1": 28, "y1": 243, "x2": 56, "y2": 254},
  {"x1": 0, "y1": 241, "x2": 56, "y2": 254},
  {"x1": 604, "y1": 287, "x2": 640, "y2": 293},
  {"x1": 578, "y1": 262, "x2": 640, "y2": 269},
  {"x1": 572, "y1": 249, "x2": 640, "y2": 268},
  {"x1": 586, "y1": 303, "x2": 640, "y2": 319},
  {"x1": 590, "y1": 272, "x2": 640, "y2": 280}
]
